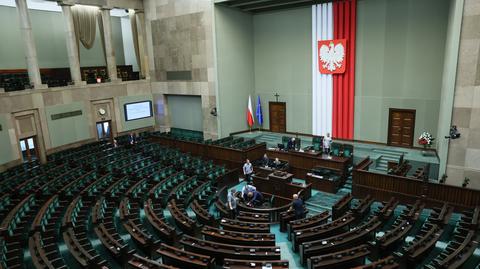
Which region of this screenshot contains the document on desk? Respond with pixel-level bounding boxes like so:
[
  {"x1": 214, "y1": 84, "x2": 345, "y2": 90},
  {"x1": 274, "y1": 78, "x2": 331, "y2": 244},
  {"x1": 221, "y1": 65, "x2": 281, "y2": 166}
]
[{"x1": 307, "y1": 172, "x2": 324, "y2": 179}]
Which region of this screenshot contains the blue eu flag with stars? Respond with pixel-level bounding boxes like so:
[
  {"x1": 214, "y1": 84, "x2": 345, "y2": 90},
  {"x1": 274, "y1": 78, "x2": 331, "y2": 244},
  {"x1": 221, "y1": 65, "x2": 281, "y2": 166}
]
[{"x1": 256, "y1": 95, "x2": 263, "y2": 126}]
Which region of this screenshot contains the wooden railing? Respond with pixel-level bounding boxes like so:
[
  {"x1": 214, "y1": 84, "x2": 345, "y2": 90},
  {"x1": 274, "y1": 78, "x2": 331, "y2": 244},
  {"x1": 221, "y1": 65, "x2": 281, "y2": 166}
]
[
  {"x1": 150, "y1": 135, "x2": 266, "y2": 170},
  {"x1": 352, "y1": 159, "x2": 480, "y2": 210},
  {"x1": 230, "y1": 128, "x2": 438, "y2": 153}
]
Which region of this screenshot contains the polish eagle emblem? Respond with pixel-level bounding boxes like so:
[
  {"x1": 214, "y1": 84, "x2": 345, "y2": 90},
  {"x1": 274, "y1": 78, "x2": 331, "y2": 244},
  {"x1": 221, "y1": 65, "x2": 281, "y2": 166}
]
[{"x1": 318, "y1": 39, "x2": 347, "y2": 74}]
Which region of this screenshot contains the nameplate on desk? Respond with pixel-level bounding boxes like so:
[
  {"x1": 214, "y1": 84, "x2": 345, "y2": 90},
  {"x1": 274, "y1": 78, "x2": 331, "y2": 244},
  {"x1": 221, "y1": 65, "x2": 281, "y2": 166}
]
[{"x1": 308, "y1": 173, "x2": 324, "y2": 179}]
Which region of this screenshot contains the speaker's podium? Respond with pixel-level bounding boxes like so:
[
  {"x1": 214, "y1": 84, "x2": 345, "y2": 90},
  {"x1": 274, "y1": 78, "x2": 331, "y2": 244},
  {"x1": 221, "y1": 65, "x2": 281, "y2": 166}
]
[
  {"x1": 253, "y1": 171, "x2": 312, "y2": 201},
  {"x1": 269, "y1": 171, "x2": 293, "y2": 184}
]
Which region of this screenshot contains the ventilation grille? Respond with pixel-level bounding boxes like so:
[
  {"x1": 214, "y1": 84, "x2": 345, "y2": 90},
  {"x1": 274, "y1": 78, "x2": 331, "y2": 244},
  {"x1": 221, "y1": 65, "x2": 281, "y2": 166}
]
[
  {"x1": 166, "y1": 71, "x2": 192, "y2": 81},
  {"x1": 51, "y1": 110, "x2": 83, "y2": 120}
]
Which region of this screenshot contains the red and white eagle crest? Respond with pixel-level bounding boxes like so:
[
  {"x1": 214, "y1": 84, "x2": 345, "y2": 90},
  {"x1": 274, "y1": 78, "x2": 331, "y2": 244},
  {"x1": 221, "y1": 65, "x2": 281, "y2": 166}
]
[{"x1": 318, "y1": 39, "x2": 347, "y2": 74}]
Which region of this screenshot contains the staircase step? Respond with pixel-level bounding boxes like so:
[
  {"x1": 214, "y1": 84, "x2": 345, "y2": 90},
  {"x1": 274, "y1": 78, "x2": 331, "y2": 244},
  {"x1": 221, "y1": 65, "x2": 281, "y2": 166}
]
[
  {"x1": 305, "y1": 202, "x2": 325, "y2": 208},
  {"x1": 306, "y1": 208, "x2": 328, "y2": 213},
  {"x1": 382, "y1": 156, "x2": 400, "y2": 161},
  {"x1": 373, "y1": 149, "x2": 407, "y2": 155},
  {"x1": 306, "y1": 207, "x2": 326, "y2": 214}
]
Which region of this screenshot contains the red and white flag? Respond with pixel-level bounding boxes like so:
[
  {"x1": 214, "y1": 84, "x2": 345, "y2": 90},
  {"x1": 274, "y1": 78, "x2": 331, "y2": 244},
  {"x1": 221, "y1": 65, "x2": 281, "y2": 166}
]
[
  {"x1": 312, "y1": 0, "x2": 356, "y2": 140},
  {"x1": 247, "y1": 95, "x2": 254, "y2": 127}
]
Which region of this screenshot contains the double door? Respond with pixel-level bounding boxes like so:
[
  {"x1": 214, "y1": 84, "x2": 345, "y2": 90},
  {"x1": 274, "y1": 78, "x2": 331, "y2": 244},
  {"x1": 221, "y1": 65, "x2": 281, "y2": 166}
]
[
  {"x1": 387, "y1": 109, "x2": 416, "y2": 147},
  {"x1": 19, "y1": 136, "x2": 38, "y2": 162},
  {"x1": 96, "y1": 121, "x2": 112, "y2": 141}
]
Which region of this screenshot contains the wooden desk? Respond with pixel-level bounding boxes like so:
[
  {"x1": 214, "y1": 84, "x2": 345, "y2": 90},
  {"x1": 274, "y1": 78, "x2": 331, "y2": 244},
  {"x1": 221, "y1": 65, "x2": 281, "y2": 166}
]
[
  {"x1": 252, "y1": 176, "x2": 312, "y2": 201},
  {"x1": 237, "y1": 193, "x2": 292, "y2": 222},
  {"x1": 156, "y1": 243, "x2": 214, "y2": 269},
  {"x1": 332, "y1": 193, "x2": 353, "y2": 219},
  {"x1": 268, "y1": 172, "x2": 293, "y2": 183},
  {"x1": 267, "y1": 149, "x2": 349, "y2": 180},
  {"x1": 180, "y1": 235, "x2": 280, "y2": 262},
  {"x1": 220, "y1": 218, "x2": 270, "y2": 233},
  {"x1": 127, "y1": 254, "x2": 177, "y2": 269},
  {"x1": 254, "y1": 165, "x2": 289, "y2": 178},
  {"x1": 353, "y1": 167, "x2": 480, "y2": 210},
  {"x1": 223, "y1": 259, "x2": 289, "y2": 269},
  {"x1": 150, "y1": 136, "x2": 266, "y2": 171},
  {"x1": 307, "y1": 244, "x2": 370, "y2": 269},
  {"x1": 306, "y1": 173, "x2": 341, "y2": 193},
  {"x1": 202, "y1": 226, "x2": 276, "y2": 246},
  {"x1": 237, "y1": 211, "x2": 270, "y2": 223}
]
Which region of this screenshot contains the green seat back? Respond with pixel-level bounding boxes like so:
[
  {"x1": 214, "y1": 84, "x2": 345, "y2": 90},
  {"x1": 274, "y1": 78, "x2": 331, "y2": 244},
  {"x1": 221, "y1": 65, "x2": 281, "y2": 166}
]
[
  {"x1": 331, "y1": 142, "x2": 342, "y2": 156},
  {"x1": 282, "y1": 136, "x2": 290, "y2": 148}
]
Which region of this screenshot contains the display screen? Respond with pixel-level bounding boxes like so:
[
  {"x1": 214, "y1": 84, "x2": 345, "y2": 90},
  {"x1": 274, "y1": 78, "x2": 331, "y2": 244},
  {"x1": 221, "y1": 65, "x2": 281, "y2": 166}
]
[{"x1": 124, "y1": 101, "x2": 153, "y2": 121}]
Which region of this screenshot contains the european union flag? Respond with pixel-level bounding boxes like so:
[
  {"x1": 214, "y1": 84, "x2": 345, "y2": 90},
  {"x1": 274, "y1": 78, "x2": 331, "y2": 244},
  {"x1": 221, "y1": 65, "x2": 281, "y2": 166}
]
[{"x1": 256, "y1": 95, "x2": 263, "y2": 126}]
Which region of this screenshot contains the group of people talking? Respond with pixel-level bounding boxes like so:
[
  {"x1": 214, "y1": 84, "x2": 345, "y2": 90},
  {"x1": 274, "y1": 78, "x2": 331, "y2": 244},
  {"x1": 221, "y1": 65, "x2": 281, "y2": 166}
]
[
  {"x1": 241, "y1": 155, "x2": 284, "y2": 183},
  {"x1": 226, "y1": 183, "x2": 305, "y2": 220}
]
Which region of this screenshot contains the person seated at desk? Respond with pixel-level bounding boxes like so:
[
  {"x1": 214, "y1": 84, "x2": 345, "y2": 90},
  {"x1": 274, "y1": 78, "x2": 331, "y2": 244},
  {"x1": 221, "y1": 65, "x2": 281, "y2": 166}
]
[
  {"x1": 273, "y1": 157, "x2": 282, "y2": 169},
  {"x1": 247, "y1": 190, "x2": 263, "y2": 207},
  {"x1": 289, "y1": 194, "x2": 305, "y2": 220},
  {"x1": 241, "y1": 184, "x2": 256, "y2": 200},
  {"x1": 287, "y1": 137, "x2": 296, "y2": 151},
  {"x1": 261, "y1": 153, "x2": 269, "y2": 167},
  {"x1": 128, "y1": 132, "x2": 137, "y2": 145}
]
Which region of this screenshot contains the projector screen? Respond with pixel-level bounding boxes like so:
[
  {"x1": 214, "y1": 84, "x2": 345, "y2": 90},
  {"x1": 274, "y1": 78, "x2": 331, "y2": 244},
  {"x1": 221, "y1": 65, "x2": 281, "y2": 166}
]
[{"x1": 124, "y1": 101, "x2": 153, "y2": 121}]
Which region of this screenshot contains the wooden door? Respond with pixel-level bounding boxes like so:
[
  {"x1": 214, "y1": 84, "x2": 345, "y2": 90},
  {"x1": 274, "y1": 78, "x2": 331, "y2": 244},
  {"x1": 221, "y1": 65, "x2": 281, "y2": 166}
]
[
  {"x1": 269, "y1": 102, "x2": 286, "y2": 132},
  {"x1": 388, "y1": 108, "x2": 416, "y2": 147}
]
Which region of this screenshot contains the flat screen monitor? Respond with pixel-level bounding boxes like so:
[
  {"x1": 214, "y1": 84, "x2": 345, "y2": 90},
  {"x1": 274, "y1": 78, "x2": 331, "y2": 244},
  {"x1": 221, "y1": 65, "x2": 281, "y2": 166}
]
[{"x1": 124, "y1": 101, "x2": 153, "y2": 121}]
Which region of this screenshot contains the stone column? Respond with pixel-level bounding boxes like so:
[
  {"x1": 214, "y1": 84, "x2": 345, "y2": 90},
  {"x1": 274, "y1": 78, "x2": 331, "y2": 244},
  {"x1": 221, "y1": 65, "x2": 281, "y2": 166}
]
[
  {"x1": 100, "y1": 7, "x2": 119, "y2": 82},
  {"x1": 59, "y1": 1, "x2": 84, "y2": 85},
  {"x1": 15, "y1": 0, "x2": 46, "y2": 89},
  {"x1": 135, "y1": 9, "x2": 150, "y2": 79}
]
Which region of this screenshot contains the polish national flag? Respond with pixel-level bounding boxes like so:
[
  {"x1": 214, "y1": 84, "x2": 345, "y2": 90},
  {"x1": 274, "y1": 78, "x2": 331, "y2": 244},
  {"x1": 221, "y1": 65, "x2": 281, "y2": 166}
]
[
  {"x1": 312, "y1": 0, "x2": 356, "y2": 139},
  {"x1": 247, "y1": 95, "x2": 254, "y2": 128}
]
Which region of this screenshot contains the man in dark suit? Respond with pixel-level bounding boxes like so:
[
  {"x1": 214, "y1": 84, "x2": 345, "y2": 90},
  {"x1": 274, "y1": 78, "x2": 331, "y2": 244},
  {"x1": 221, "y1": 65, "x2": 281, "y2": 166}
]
[
  {"x1": 262, "y1": 153, "x2": 269, "y2": 167},
  {"x1": 247, "y1": 190, "x2": 263, "y2": 207},
  {"x1": 290, "y1": 194, "x2": 305, "y2": 220},
  {"x1": 128, "y1": 132, "x2": 136, "y2": 145},
  {"x1": 273, "y1": 158, "x2": 282, "y2": 169},
  {"x1": 287, "y1": 137, "x2": 296, "y2": 151}
]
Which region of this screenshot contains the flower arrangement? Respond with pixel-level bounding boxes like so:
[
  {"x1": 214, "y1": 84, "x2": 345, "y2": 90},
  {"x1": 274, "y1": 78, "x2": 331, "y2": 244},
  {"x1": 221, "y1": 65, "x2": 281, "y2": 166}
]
[{"x1": 418, "y1": 132, "x2": 434, "y2": 148}]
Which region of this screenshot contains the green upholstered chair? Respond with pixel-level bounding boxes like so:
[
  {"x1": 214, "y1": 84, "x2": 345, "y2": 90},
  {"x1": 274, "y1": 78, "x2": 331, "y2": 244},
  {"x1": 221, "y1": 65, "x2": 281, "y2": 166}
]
[
  {"x1": 343, "y1": 144, "x2": 353, "y2": 158},
  {"x1": 295, "y1": 138, "x2": 301, "y2": 150},
  {"x1": 282, "y1": 136, "x2": 291, "y2": 149},
  {"x1": 331, "y1": 142, "x2": 342, "y2": 156},
  {"x1": 312, "y1": 136, "x2": 323, "y2": 152}
]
